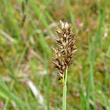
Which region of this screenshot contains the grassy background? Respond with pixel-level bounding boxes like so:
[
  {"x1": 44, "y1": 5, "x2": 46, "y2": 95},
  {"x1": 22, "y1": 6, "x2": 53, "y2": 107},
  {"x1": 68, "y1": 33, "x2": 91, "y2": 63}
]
[{"x1": 0, "y1": 0, "x2": 110, "y2": 110}]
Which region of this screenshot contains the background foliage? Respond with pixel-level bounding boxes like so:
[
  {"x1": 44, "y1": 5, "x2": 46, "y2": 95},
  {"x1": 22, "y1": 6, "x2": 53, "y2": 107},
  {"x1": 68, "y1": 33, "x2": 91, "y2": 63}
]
[{"x1": 0, "y1": 0, "x2": 110, "y2": 110}]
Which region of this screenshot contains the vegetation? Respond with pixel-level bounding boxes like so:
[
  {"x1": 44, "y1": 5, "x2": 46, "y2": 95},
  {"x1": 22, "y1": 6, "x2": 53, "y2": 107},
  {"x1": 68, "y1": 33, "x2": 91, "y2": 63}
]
[{"x1": 0, "y1": 0, "x2": 110, "y2": 110}]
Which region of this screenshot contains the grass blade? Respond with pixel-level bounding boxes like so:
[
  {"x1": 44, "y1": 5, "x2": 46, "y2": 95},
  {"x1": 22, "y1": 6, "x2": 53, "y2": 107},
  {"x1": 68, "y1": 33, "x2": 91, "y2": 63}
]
[{"x1": 86, "y1": 0, "x2": 108, "y2": 109}]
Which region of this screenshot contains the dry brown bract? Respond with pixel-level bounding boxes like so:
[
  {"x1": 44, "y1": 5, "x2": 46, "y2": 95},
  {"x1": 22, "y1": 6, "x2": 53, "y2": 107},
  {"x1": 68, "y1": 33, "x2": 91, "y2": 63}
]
[{"x1": 52, "y1": 21, "x2": 77, "y2": 80}]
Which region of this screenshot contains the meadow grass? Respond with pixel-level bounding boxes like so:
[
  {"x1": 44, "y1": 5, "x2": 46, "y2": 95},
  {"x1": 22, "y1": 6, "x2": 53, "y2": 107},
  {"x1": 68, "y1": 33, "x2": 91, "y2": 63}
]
[
  {"x1": 86, "y1": 0, "x2": 108, "y2": 109},
  {"x1": 0, "y1": 0, "x2": 110, "y2": 110}
]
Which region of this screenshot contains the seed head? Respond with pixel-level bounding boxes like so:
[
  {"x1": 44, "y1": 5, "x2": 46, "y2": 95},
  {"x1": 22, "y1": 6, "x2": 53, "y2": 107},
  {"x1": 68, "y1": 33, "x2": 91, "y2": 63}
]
[{"x1": 52, "y1": 21, "x2": 77, "y2": 80}]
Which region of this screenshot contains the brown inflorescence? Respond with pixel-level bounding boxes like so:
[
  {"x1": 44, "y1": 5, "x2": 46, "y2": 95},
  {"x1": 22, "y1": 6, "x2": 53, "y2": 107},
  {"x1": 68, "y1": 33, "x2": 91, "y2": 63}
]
[{"x1": 52, "y1": 21, "x2": 77, "y2": 80}]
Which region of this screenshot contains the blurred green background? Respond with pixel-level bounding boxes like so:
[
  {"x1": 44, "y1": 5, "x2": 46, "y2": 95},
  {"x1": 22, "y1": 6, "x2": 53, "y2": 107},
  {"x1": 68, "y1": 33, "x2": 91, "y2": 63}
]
[{"x1": 0, "y1": 0, "x2": 110, "y2": 110}]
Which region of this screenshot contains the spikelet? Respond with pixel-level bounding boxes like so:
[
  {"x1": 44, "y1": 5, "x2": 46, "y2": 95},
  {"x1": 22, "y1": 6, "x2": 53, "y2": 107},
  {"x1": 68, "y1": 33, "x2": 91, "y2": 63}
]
[{"x1": 52, "y1": 21, "x2": 77, "y2": 80}]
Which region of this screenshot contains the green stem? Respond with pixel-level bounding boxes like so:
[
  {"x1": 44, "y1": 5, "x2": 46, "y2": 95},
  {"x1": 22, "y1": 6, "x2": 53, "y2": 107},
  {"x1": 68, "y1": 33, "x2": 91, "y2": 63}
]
[{"x1": 62, "y1": 69, "x2": 68, "y2": 110}]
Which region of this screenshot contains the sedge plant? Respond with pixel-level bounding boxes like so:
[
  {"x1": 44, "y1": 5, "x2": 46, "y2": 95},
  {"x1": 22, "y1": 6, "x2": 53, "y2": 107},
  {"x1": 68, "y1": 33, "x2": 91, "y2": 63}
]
[{"x1": 52, "y1": 21, "x2": 77, "y2": 110}]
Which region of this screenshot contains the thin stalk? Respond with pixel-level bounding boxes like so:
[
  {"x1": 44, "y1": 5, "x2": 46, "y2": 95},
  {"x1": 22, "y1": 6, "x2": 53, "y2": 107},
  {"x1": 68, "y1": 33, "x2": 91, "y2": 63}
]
[{"x1": 62, "y1": 69, "x2": 68, "y2": 110}]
